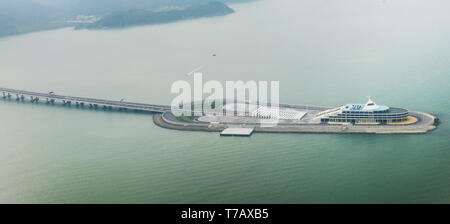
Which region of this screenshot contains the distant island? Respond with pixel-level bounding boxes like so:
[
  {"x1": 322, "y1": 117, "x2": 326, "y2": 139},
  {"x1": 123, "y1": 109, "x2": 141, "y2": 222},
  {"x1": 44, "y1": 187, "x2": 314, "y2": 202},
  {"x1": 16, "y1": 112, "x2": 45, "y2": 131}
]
[
  {"x1": 77, "y1": 2, "x2": 234, "y2": 29},
  {"x1": 0, "y1": 0, "x2": 251, "y2": 38}
]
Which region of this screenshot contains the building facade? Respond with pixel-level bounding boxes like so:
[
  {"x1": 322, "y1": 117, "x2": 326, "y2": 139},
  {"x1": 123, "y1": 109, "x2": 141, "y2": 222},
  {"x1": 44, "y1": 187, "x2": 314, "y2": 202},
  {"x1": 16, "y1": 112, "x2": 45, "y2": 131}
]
[{"x1": 319, "y1": 98, "x2": 409, "y2": 124}]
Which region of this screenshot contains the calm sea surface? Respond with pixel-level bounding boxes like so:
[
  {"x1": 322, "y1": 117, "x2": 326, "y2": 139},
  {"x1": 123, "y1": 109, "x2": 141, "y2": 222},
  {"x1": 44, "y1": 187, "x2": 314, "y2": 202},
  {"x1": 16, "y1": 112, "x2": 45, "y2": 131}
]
[{"x1": 0, "y1": 0, "x2": 449, "y2": 203}]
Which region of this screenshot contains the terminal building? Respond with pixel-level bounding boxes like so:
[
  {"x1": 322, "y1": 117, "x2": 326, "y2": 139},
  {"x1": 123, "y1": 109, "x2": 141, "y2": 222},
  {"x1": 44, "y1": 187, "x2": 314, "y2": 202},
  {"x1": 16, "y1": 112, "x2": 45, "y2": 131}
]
[
  {"x1": 316, "y1": 98, "x2": 409, "y2": 124},
  {"x1": 223, "y1": 103, "x2": 307, "y2": 120}
]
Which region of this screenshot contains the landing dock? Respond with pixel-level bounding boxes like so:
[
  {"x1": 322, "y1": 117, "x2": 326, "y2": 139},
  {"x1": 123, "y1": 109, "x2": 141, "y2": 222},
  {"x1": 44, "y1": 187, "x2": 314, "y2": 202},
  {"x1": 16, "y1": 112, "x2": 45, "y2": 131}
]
[{"x1": 220, "y1": 128, "x2": 254, "y2": 136}]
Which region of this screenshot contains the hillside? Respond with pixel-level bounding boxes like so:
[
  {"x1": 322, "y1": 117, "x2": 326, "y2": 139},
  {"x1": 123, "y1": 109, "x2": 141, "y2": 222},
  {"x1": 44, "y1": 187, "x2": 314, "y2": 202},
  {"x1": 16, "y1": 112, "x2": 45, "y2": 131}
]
[
  {"x1": 79, "y1": 1, "x2": 234, "y2": 29},
  {"x1": 0, "y1": 0, "x2": 248, "y2": 37}
]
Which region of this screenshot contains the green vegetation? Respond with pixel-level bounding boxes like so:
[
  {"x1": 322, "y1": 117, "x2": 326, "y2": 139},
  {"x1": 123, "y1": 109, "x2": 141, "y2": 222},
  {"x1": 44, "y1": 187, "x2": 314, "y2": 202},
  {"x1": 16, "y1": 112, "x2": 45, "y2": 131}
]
[
  {"x1": 175, "y1": 116, "x2": 185, "y2": 122},
  {"x1": 78, "y1": 2, "x2": 234, "y2": 29},
  {"x1": 176, "y1": 113, "x2": 199, "y2": 122},
  {"x1": 0, "y1": 0, "x2": 248, "y2": 37},
  {"x1": 186, "y1": 114, "x2": 198, "y2": 121}
]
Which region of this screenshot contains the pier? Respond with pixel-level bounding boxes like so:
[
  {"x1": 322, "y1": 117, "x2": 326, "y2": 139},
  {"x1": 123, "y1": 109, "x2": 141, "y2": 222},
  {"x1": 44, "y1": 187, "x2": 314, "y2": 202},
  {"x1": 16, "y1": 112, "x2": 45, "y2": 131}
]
[
  {"x1": 220, "y1": 128, "x2": 254, "y2": 136},
  {"x1": 1, "y1": 87, "x2": 170, "y2": 113}
]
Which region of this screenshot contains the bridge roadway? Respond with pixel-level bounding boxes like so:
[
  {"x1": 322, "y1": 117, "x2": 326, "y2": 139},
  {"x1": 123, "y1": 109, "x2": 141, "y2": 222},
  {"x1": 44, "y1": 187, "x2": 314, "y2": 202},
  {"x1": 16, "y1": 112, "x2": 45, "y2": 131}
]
[{"x1": 1, "y1": 87, "x2": 171, "y2": 113}]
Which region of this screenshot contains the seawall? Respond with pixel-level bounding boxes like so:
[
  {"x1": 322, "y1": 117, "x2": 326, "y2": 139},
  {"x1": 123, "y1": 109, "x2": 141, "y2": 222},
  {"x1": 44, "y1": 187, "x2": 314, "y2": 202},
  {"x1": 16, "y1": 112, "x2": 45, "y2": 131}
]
[{"x1": 154, "y1": 111, "x2": 438, "y2": 135}]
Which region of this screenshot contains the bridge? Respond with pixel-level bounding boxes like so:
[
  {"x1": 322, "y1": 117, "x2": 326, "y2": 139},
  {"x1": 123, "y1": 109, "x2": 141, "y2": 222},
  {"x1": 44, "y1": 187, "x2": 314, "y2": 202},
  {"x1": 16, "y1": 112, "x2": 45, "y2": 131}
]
[
  {"x1": 1, "y1": 87, "x2": 171, "y2": 113},
  {"x1": 1, "y1": 87, "x2": 331, "y2": 116}
]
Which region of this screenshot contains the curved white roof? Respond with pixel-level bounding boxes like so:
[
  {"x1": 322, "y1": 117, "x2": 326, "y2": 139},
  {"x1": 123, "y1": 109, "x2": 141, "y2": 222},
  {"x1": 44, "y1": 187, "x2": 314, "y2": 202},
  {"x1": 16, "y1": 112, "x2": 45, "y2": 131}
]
[
  {"x1": 342, "y1": 97, "x2": 389, "y2": 112},
  {"x1": 363, "y1": 97, "x2": 379, "y2": 111}
]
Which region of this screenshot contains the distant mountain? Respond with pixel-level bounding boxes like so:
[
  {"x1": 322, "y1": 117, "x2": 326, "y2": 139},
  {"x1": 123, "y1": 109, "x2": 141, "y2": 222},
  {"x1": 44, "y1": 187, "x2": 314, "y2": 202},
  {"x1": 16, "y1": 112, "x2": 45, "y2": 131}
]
[
  {"x1": 0, "y1": 15, "x2": 17, "y2": 36},
  {"x1": 0, "y1": 0, "x2": 62, "y2": 37},
  {"x1": 0, "y1": 0, "x2": 252, "y2": 37},
  {"x1": 70, "y1": 0, "x2": 243, "y2": 16},
  {"x1": 78, "y1": 1, "x2": 234, "y2": 29}
]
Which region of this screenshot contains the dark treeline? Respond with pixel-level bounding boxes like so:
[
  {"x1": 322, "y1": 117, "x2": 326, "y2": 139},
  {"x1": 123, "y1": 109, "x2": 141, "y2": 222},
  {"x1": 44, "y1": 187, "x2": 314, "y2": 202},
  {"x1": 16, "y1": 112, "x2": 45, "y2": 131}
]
[
  {"x1": 0, "y1": 0, "x2": 252, "y2": 37},
  {"x1": 78, "y1": 2, "x2": 234, "y2": 29}
]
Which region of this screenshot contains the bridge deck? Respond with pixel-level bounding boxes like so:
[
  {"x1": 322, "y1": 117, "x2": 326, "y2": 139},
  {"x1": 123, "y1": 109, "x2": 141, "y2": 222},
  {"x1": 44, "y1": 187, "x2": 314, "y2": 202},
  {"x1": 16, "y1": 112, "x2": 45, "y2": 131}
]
[{"x1": 1, "y1": 87, "x2": 171, "y2": 113}]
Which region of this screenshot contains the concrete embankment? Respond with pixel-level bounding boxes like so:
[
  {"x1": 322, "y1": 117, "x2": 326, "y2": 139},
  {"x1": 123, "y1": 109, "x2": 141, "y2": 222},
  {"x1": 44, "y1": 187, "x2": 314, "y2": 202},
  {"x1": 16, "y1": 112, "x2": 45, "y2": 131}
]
[
  {"x1": 153, "y1": 112, "x2": 225, "y2": 132},
  {"x1": 153, "y1": 111, "x2": 438, "y2": 135}
]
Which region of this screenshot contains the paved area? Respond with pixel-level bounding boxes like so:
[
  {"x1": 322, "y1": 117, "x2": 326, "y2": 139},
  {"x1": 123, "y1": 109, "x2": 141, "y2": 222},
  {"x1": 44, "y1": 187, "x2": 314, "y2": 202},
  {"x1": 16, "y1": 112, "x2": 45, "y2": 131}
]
[{"x1": 387, "y1": 116, "x2": 418, "y2": 125}]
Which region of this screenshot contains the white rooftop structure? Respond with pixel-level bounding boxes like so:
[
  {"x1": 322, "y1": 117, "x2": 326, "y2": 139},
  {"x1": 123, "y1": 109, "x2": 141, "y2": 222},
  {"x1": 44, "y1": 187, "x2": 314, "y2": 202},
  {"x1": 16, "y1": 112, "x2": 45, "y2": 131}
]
[
  {"x1": 342, "y1": 97, "x2": 389, "y2": 112},
  {"x1": 252, "y1": 106, "x2": 306, "y2": 120},
  {"x1": 362, "y1": 96, "x2": 380, "y2": 111},
  {"x1": 223, "y1": 103, "x2": 259, "y2": 114},
  {"x1": 222, "y1": 103, "x2": 307, "y2": 120}
]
